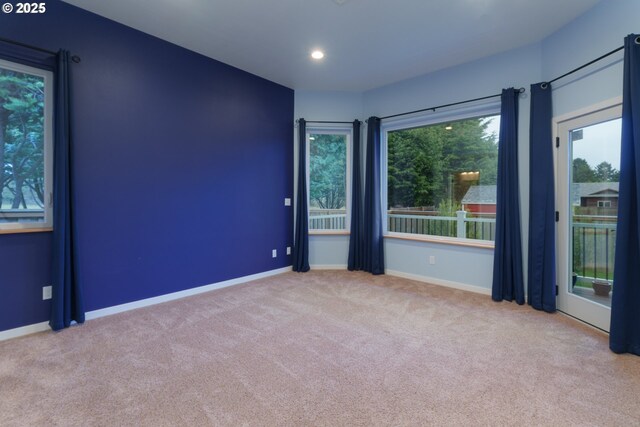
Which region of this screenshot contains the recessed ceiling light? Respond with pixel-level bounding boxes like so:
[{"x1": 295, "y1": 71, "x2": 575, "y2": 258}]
[{"x1": 311, "y1": 50, "x2": 325, "y2": 60}]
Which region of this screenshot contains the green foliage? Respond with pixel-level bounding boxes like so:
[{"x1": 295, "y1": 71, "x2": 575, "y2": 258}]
[
  {"x1": 309, "y1": 134, "x2": 346, "y2": 210},
  {"x1": 436, "y1": 198, "x2": 461, "y2": 217},
  {"x1": 594, "y1": 161, "x2": 619, "y2": 182},
  {"x1": 0, "y1": 67, "x2": 45, "y2": 210},
  {"x1": 573, "y1": 158, "x2": 619, "y2": 183},
  {"x1": 388, "y1": 116, "x2": 498, "y2": 209},
  {"x1": 388, "y1": 126, "x2": 444, "y2": 208},
  {"x1": 572, "y1": 158, "x2": 596, "y2": 183}
]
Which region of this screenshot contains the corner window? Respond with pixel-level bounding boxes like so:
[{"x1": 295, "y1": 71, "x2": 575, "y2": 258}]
[
  {"x1": 0, "y1": 59, "x2": 53, "y2": 231},
  {"x1": 384, "y1": 111, "x2": 500, "y2": 242},
  {"x1": 307, "y1": 129, "x2": 351, "y2": 232}
]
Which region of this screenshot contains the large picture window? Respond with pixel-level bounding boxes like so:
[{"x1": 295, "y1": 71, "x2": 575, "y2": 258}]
[
  {"x1": 307, "y1": 130, "x2": 351, "y2": 232},
  {"x1": 384, "y1": 112, "x2": 500, "y2": 242},
  {"x1": 0, "y1": 59, "x2": 53, "y2": 231}
]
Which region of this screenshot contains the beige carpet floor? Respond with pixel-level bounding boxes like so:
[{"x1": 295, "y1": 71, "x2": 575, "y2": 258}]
[{"x1": 1, "y1": 271, "x2": 639, "y2": 426}]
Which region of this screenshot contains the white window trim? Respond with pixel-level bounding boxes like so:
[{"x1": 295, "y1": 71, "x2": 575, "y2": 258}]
[
  {"x1": 306, "y1": 126, "x2": 352, "y2": 235},
  {"x1": 0, "y1": 58, "x2": 53, "y2": 232},
  {"x1": 381, "y1": 100, "x2": 501, "y2": 244}
]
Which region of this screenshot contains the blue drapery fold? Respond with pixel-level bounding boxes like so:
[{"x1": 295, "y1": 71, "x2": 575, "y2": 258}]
[
  {"x1": 492, "y1": 88, "x2": 524, "y2": 304},
  {"x1": 527, "y1": 83, "x2": 556, "y2": 312},
  {"x1": 348, "y1": 120, "x2": 363, "y2": 270},
  {"x1": 363, "y1": 117, "x2": 384, "y2": 274},
  {"x1": 50, "y1": 50, "x2": 85, "y2": 330},
  {"x1": 610, "y1": 34, "x2": 640, "y2": 356},
  {"x1": 293, "y1": 118, "x2": 310, "y2": 272}
]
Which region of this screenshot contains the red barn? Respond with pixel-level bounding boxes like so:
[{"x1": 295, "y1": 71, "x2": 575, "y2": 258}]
[{"x1": 461, "y1": 185, "x2": 497, "y2": 214}]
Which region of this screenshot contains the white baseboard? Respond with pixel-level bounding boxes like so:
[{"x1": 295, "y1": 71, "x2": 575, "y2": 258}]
[
  {"x1": 386, "y1": 269, "x2": 491, "y2": 296},
  {"x1": 311, "y1": 264, "x2": 348, "y2": 270},
  {"x1": 86, "y1": 266, "x2": 292, "y2": 320},
  {"x1": 0, "y1": 321, "x2": 50, "y2": 342},
  {"x1": 0, "y1": 266, "x2": 292, "y2": 342},
  {"x1": 309, "y1": 266, "x2": 490, "y2": 296}
]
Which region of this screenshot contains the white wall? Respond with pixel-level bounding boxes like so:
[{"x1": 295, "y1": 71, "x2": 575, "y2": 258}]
[
  {"x1": 362, "y1": 43, "x2": 542, "y2": 119},
  {"x1": 294, "y1": 91, "x2": 363, "y2": 120},
  {"x1": 294, "y1": 91, "x2": 363, "y2": 267},
  {"x1": 293, "y1": 0, "x2": 639, "y2": 288},
  {"x1": 541, "y1": 0, "x2": 639, "y2": 116}
]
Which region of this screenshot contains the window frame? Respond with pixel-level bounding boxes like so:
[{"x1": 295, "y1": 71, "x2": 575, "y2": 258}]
[
  {"x1": 381, "y1": 100, "x2": 500, "y2": 246},
  {"x1": 306, "y1": 126, "x2": 352, "y2": 235},
  {"x1": 0, "y1": 58, "x2": 53, "y2": 233}
]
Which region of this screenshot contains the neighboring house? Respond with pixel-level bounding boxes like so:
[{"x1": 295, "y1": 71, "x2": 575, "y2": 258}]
[
  {"x1": 462, "y1": 182, "x2": 619, "y2": 215},
  {"x1": 572, "y1": 182, "x2": 619, "y2": 210},
  {"x1": 461, "y1": 185, "x2": 497, "y2": 214}
]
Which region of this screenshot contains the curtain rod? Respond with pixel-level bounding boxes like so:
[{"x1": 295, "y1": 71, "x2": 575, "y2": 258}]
[
  {"x1": 543, "y1": 44, "x2": 624, "y2": 87},
  {"x1": 377, "y1": 87, "x2": 525, "y2": 121},
  {"x1": 296, "y1": 120, "x2": 356, "y2": 124},
  {"x1": 0, "y1": 36, "x2": 81, "y2": 63}
]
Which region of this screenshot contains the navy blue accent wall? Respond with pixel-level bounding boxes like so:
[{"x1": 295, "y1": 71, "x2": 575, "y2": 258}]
[
  {"x1": 0, "y1": 233, "x2": 52, "y2": 330},
  {"x1": 0, "y1": 1, "x2": 294, "y2": 331}
]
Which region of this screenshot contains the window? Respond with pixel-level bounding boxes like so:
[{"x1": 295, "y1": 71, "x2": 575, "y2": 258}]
[
  {"x1": 597, "y1": 200, "x2": 612, "y2": 208},
  {"x1": 307, "y1": 129, "x2": 351, "y2": 232},
  {"x1": 0, "y1": 59, "x2": 53, "y2": 231},
  {"x1": 383, "y1": 110, "x2": 500, "y2": 242}
]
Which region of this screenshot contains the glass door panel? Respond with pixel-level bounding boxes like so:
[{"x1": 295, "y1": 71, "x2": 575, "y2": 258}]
[{"x1": 557, "y1": 103, "x2": 621, "y2": 331}]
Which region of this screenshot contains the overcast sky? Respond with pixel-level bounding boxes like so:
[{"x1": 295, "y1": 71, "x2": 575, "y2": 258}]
[
  {"x1": 482, "y1": 115, "x2": 500, "y2": 141},
  {"x1": 572, "y1": 118, "x2": 621, "y2": 170}
]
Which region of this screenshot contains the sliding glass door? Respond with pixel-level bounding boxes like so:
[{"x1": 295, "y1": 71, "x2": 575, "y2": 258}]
[{"x1": 556, "y1": 102, "x2": 621, "y2": 331}]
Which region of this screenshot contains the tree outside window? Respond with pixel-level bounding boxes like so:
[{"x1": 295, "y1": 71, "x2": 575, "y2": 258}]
[
  {"x1": 308, "y1": 132, "x2": 349, "y2": 231},
  {"x1": 0, "y1": 60, "x2": 52, "y2": 228},
  {"x1": 386, "y1": 115, "x2": 499, "y2": 241}
]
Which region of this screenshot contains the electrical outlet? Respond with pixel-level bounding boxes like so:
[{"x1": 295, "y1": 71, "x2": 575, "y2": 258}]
[
  {"x1": 272, "y1": 249, "x2": 277, "y2": 258},
  {"x1": 286, "y1": 246, "x2": 291, "y2": 255},
  {"x1": 284, "y1": 198, "x2": 291, "y2": 206},
  {"x1": 42, "y1": 286, "x2": 52, "y2": 300},
  {"x1": 429, "y1": 256, "x2": 436, "y2": 265}
]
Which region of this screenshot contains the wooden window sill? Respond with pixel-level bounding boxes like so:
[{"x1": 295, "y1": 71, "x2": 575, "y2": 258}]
[
  {"x1": 309, "y1": 231, "x2": 351, "y2": 236},
  {"x1": 384, "y1": 232, "x2": 494, "y2": 249},
  {"x1": 0, "y1": 227, "x2": 53, "y2": 235}
]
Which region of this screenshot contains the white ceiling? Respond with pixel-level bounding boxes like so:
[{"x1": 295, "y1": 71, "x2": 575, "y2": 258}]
[{"x1": 62, "y1": 0, "x2": 601, "y2": 92}]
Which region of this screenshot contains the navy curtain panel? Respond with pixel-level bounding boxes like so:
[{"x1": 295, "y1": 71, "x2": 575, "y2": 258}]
[
  {"x1": 348, "y1": 120, "x2": 363, "y2": 270},
  {"x1": 293, "y1": 118, "x2": 310, "y2": 272},
  {"x1": 362, "y1": 117, "x2": 384, "y2": 274},
  {"x1": 50, "y1": 50, "x2": 85, "y2": 331},
  {"x1": 527, "y1": 83, "x2": 556, "y2": 312},
  {"x1": 610, "y1": 34, "x2": 640, "y2": 356},
  {"x1": 492, "y1": 88, "x2": 524, "y2": 304}
]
